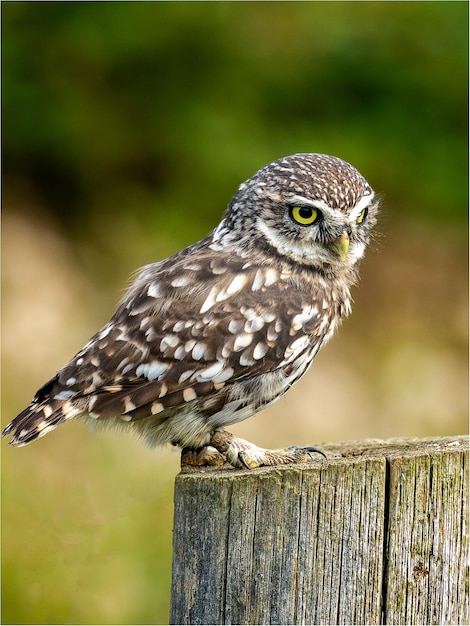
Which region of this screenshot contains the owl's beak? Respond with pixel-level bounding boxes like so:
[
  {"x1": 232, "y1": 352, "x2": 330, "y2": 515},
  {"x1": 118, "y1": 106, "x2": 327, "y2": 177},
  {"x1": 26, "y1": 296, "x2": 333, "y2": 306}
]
[{"x1": 328, "y1": 231, "x2": 349, "y2": 261}]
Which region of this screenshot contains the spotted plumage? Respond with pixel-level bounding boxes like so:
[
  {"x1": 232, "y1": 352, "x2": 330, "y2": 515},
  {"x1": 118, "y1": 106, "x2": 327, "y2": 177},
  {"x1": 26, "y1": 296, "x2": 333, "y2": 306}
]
[{"x1": 2, "y1": 153, "x2": 379, "y2": 468}]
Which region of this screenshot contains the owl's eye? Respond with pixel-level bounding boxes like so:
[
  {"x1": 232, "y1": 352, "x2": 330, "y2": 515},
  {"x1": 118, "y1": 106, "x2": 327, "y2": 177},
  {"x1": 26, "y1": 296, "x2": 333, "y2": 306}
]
[
  {"x1": 290, "y1": 206, "x2": 318, "y2": 226},
  {"x1": 356, "y1": 207, "x2": 368, "y2": 224}
]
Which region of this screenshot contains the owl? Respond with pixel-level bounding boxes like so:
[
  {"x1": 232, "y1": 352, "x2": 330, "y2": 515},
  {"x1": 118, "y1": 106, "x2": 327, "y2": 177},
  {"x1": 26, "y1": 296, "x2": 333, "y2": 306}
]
[{"x1": 2, "y1": 154, "x2": 379, "y2": 469}]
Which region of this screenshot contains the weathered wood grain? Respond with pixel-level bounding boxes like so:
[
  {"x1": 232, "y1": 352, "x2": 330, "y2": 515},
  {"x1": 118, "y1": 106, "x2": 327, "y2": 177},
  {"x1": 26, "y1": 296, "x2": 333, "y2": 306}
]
[
  {"x1": 383, "y1": 440, "x2": 468, "y2": 625},
  {"x1": 170, "y1": 435, "x2": 468, "y2": 625}
]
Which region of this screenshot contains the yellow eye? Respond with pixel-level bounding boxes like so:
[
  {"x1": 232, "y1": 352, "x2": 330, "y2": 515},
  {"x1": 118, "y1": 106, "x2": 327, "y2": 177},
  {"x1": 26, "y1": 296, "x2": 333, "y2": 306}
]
[
  {"x1": 356, "y1": 207, "x2": 368, "y2": 224},
  {"x1": 290, "y1": 206, "x2": 318, "y2": 226}
]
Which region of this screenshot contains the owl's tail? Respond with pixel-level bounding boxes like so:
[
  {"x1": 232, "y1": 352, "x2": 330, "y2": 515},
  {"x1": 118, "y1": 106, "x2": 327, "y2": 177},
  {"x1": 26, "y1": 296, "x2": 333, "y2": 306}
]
[
  {"x1": 2, "y1": 400, "x2": 84, "y2": 447},
  {"x1": 2, "y1": 377, "x2": 84, "y2": 447}
]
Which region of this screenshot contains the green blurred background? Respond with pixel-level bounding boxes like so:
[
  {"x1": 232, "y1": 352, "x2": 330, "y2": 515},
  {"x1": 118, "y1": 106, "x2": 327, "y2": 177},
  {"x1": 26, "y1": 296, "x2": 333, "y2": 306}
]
[{"x1": 2, "y1": 2, "x2": 468, "y2": 624}]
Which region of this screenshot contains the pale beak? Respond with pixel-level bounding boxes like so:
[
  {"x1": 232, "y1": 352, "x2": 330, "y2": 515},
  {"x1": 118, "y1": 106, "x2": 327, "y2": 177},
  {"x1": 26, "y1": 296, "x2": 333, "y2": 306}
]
[{"x1": 328, "y1": 231, "x2": 349, "y2": 261}]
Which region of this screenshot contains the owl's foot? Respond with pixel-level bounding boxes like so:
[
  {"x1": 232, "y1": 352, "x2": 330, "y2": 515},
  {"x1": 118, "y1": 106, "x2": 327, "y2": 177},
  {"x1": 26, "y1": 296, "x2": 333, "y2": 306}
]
[
  {"x1": 209, "y1": 430, "x2": 326, "y2": 470},
  {"x1": 181, "y1": 445, "x2": 225, "y2": 468}
]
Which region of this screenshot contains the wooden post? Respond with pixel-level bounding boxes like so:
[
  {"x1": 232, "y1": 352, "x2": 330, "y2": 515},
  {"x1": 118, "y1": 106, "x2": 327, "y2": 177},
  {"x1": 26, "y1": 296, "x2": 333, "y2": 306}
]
[{"x1": 170, "y1": 435, "x2": 468, "y2": 625}]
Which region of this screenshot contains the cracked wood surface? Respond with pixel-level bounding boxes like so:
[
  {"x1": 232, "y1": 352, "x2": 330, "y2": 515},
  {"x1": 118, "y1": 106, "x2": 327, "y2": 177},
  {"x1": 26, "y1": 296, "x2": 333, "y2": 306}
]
[{"x1": 170, "y1": 435, "x2": 468, "y2": 625}]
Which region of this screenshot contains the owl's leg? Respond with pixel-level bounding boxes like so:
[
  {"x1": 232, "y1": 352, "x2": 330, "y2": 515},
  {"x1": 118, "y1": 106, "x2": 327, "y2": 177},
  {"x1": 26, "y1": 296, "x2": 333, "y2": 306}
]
[{"x1": 209, "y1": 430, "x2": 326, "y2": 470}]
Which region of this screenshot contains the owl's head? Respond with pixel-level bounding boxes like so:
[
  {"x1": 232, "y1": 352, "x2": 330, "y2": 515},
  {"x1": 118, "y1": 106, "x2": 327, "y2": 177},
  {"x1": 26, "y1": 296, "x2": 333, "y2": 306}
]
[{"x1": 221, "y1": 153, "x2": 379, "y2": 274}]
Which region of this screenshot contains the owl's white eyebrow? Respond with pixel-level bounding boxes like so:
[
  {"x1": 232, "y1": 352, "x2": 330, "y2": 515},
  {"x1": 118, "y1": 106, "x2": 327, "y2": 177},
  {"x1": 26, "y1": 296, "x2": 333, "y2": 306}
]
[
  {"x1": 349, "y1": 192, "x2": 374, "y2": 221},
  {"x1": 263, "y1": 191, "x2": 334, "y2": 215},
  {"x1": 287, "y1": 195, "x2": 331, "y2": 212}
]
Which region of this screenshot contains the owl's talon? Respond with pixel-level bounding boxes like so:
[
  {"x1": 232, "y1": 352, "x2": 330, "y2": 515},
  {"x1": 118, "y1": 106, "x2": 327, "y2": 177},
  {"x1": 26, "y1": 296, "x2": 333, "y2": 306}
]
[
  {"x1": 237, "y1": 451, "x2": 258, "y2": 470},
  {"x1": 288, "y1": 445, "x2": 327, "y2": 460},
  {"x1": 237, "y1": 452, "x2": 250, "y2": 470}
]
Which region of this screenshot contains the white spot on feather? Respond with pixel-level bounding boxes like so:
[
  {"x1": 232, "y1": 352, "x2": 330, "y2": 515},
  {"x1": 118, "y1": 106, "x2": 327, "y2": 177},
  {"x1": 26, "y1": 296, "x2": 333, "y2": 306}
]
[
  {"x1": 192, "y1": 342, "x2": 208, "y2": 361},
  {"x1": 228, "y1": 319, "x2": 244, "y2": 334},
  {"x1": 99, "y1": 325, "x2": 112, "y2": 339},
  {"x1": 284, "y1": 335, "x2": 310, "y2": 360},
  {"x1": 197, "y1": 361, "x2": 224, "y2": 380},
  {"x1": 151, "y1": 401, "x2": 164, "y2": 414},
  {"x1": 174, "y1": 346, "x2": 186, "y2": 360},
  {"x1": 212, "y1": 367, "x2": 234, "y2": 383},
  {"x1": 148, "y1": 282, "x2": 162, "y2": 298},
  {"x1": 124, "y1": 398, "x2": 136, "y2": 412},
  {"x1": 195, "y1": 365, "x2": 234, "y2": 384},
  {"x1": 139, "y1": 316, "x2": 151, "y2": 330},
  {"x1": 179, "y1": 369, "x2": 195, "y2": 383},
  {"x1": 201, "y1": 275, "x2": 248, "y2": 313},
  {"x1": 253, "y1": 342, "x2": 269, "y2": 360},
  {"x1": 183, "y1": 387, "x2": 198, "y2": 402},
  {"x1": 291, "y1": 305, "x2": 318, "y2": 331},
  {"x1": 226, "y1": 274, "x2": 247, "y2": 295},
  {"x1": 244, "y1": 316, "x2": 265, "y2": 333},
  {"x1": 240, "y1": 351, "x2": 255, "y2": 366},
  {"x1": 54, "y1": 390, "x2": 75, "y2": 401},
  {"x1": 252, "y1": 270, "x2": 264, "y2": 291},
  {"x1": 261, "y1": 310, "x2": 276, "y2": 323},
  {"x1": 200, "y1": 286, "x2": 218, "y2": 313},
  {"x1": 266, "y1": 326, "x2": 279, "y2": 342},
  {"x1": 88, "y1": 396, "x2": 98, "y2": 414},
  {"x1": 185, "y1": 339, "x2": 196, "y2": 352},
  {"x1": 145, "y1": 327, "x2": 158, "y2": 341},
  {"x1": 91, "y1": 372, "x2": 103, "y2": 387},
  {"x1": 171, "y1": 275, "x2": 191, "y2": 287},
  {"x1": 233, "y1": 333, "x2": 253, "y2": 351},
  {"x1": 33, "y1": 424, "x2": 56, "y2": 437},
  {"x1": 160, "y1": 334, "x2": 180, "y2": 351},
  {"x1": 221, "y1": 345, "x2": 232, "y2": 359},
  {"x1": 184, "y1": 262, "x2": 202, "y2": 271},
  {"x1": 136, "y1": 361, "x2": 167, "y2": 380},
  {"x1": 264, "y1": 268, "x2": 279, "y2": 287}
]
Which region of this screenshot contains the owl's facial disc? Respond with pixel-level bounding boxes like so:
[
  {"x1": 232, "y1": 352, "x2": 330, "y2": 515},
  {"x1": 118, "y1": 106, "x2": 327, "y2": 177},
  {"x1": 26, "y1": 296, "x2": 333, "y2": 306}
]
[{"x1": 254, "y1": 188, "x2": 373, "y2": 270}]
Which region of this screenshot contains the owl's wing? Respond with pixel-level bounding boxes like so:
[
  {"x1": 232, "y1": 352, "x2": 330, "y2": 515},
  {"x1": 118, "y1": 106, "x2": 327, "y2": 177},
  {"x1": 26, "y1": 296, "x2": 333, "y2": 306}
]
[
  {"x1": 3, "y1": 245, "x2": 331, "y2": 445},
  {"x1": 72, "y1": 247, "x2": 330, "y2": 416}
]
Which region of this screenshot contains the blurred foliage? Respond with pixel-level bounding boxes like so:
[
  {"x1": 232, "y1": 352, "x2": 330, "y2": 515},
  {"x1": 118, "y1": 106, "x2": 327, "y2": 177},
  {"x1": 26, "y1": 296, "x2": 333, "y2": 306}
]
[
  {"x1": 2, "y1": 2, "x2": 468, "y2": 625},
  {"x1": 3, "y1": 3, "x2": 468, "y2": 247}
]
